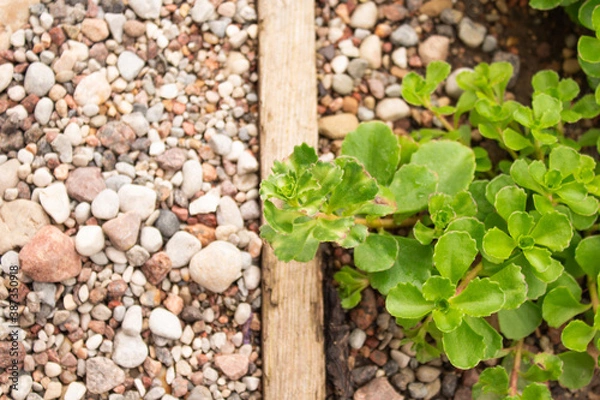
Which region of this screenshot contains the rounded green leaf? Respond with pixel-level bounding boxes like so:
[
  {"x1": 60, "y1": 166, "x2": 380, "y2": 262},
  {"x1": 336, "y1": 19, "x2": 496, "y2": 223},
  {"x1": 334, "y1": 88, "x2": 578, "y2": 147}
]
[
  {"x1": 389, "y1": 164, "x2": 438, "y2": 214},
  {"x1": 434, "y1": 231, "x2": 478, "y2": 283},
  {"x1": 494, "y1": 186, "x2": 527, "y2": 221},
  {"x1": 507, "y1": 211, "x2": 535, "y2": 240},
  {"x1": 410, "y1": 141, "x2": 476, "y2": 195},
  {"x1": 432, "y1": 308, "x2": 464, "y2": 333},
  {"x1": 464, "y1": 316, "x2": 503, "y2": 359},
  {"x1": 450, "y1": 278, "x2": 505, "y2": 317},
  {"x1": 442, "y1": 320, "x2": 485, "y2": 369},
  {"x1": 561, "y1": 320, "x2": 596, "y2": 352},
  {"x1": 579, "y1": 0, "x2": 600, "y2": 30},
  {"x1": 593, "y1": 4, "x2": 600, "y2": 31},
  {"x1": 446, "y1": 217, "x2": 486, "y2": 250},
  {"x1": 341, "y1": 121, "x2": 401, "y2": 185},
  {"x1": 542, "y1": 287, "x2": 592, "y2": 328},
  {"x1": 558, "y1": 351, "x2": 595, "y2": 390},
  {"x1": 489, "y1": 264, "x2": 527, "y2": 310},
  {"x1": 530, "y1": 211, "x2": 573, "y2": 252},
  {"x1": 472, "y1": 366, "x2": 509, "y2": 397},
  {"x1": 575, "y1": 235, "x2": 600, "y2": 277},
  {"x1": 521, "y1": 383, "x2": 552, "y2": 400},
  {"x1": 531, "y1": 70, "x2": 559, "y2": 92},
  {"x1": 386, "y1": 282, "x2": 434, "y2": 319},
  {"x1": 422, "y1": 276, "x2": 455, "y2": 302},
  {"x1": 482, "y1": 227, "x2": 516, "y2": 262},
  {"x1": 498, "y1": 301, "x2": 542, "y2": 340},
  {"x1": 549, "y1": 146, "x2": 580, "y2": 177},
  {"x1": 354, "y1": 233, "x2": 399, "y2": 273},
  {"x1": 529, "y1": 0, "x2": 562, "y2": 9},
  {"x1": 521, "y1": 353, "x2": 563, "y2": 382},
  {"x1": 503, "y1": 128, "x2": 532, "y2": 151}
]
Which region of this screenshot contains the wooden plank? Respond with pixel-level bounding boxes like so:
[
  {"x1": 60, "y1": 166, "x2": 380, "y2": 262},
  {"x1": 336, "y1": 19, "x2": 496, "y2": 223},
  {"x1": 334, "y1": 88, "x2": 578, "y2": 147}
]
[{"x1": 258, "y1": 1, "x2": 326, "y2": 399}]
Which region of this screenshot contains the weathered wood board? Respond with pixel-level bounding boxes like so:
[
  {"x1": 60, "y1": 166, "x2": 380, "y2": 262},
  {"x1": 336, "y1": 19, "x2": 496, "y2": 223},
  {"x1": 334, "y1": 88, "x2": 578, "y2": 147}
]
[{"x1": 258, "y1": 0, "x2": 326, "y2": 399}]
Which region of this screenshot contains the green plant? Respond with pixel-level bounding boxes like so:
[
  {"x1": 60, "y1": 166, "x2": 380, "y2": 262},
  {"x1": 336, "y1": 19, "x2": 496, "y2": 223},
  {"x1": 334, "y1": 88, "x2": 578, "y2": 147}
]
[{"x1": 260, "y1": 61, "x2": 600, "y2": 398}]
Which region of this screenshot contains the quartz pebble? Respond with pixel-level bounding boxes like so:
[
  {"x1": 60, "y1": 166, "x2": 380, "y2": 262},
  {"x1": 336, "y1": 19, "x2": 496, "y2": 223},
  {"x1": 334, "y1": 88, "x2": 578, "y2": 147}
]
[
  {"x1": 149, "y1": 308, "x2": 182, "y2": 339},
  {"x1": 190, "y1": 240, "x2": 243, "y2": 293}
]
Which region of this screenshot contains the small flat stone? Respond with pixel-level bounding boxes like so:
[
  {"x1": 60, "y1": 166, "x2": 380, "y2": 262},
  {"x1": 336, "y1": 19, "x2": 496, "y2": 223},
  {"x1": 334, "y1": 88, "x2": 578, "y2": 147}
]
[
  {"x1": 458, "y1": 17, "x2": 486, "y2": 48},
  {"x1": 419, "y1": 0, "x2": 452, "y2": 17},
  {"x1": 38, "y1": 182, "x2": 70, "y2": 224},
  {"x1": 418, "y1": 35, "x2": 450, "y2": 65},
  {"x1": 20, "y1": 225, "x2": 81, "y2": 282},
  {"x1": 64, "y1": 382, "x2": 86, "y2": 400},
  {"x1": 102, "y1": 211, "x2": 141, "y2": 251},
  {"x1": 81, "y1": 18, "x2": 109, "y2": 42},
  {"x1": 66, "y1": 167, "x2": 106, "y2": 202},
  {"x1": 214, "y1": 354, "x2": 249, "y2": 381},
  {"x1": 149, "y1": 308, "x2": 182, "y2": 339},
  {"x1": 165, "y1": 231, "x2": 202, "y2": 268},
  {"x1": 86, "y1": 357, "x2": 125, "y2": 394},
  {"x1": 156, "y1": 147, "x2": 187, "y2": 170},
  {"x1": 0, "y1": 63, "x2": 13, "y2": 93},
  {"x1": 97, "y1": 121, "x2": 136, "y2": 155},
  {"x1": 75, "y1": 225, "x2": 105, "y2": 257},
  {"x1": 191, "y1": 0, "x2": 215, "y2": 23},
  {"x1": 350, "y1": 1, "x2": 378, "y2": 29},
  {"x1": 34, "y1": 97, "x2": 53, "y2": 125},
  {"x1": 117, "y1": 51, "x2": 145, "y2": 81},
  {"x1": 0, "y1": 199, "x2": 49, "y2": 253},
  {"x1": 74, "y1": 71, "x2": 111, "y2": 106},
  {"x1": 217, "y1": 196, "x2": 244, "y2": 229},
  {"x1": 123, "y1": 20, "x2": 146, "y2": 37},
  {"x1": 104, "y1": 13, "x2": 126, "y2": 43},
  {"x1": 189, "y1": 188, "x2": 221, "y2": 215},
  {"x1": 354, "y1": 377, "x2": 404, "y2": 400},
  {"x1": 318, "y1": 113, "x2": 358, "y2": 140},
  {"x1": 91, "y1": 189, "x2": 120, "y2": 220},
  {"x1": 332, "y1": 74, "x2": 354, "y2": 95},
  {"x1": 118, "y1": 184, "x2": 157, "y2": 220},
  {"x1": 0, "y1": 159, "x2": 20, "y2": 197},
  {"x1": 181, "y1": 159, "x2": 204, "y2": 198},
  {"x1": 140, "y1": 226, "x2": 163, "y2": 253},
  {"x1": 376, "y1": 98, "x2": 410, "y2": 121},
  {"x1": 155, "y1": 209, "x2": 179, "y2": 238},
  {"x1": 112, "y1": 330, "x2": 148, "y2": 368},
  {"x1": 142, "y1": 251, "x2": 172, "y2": 285},
  {"x1": 416, "y1": 366, "x2": 441, "y2": 383},
  {"x1": 24, "y1": 62, "x2": 55, "y2": 97},
  {"x1": 190, "y1": 240, "x2": 242, "y2": 293},
  {"x1": 359, "y1": 35, "x2": 382, "y2": 69},
  {"x1": 129, "y1": 0, "x2": 162, "y2": 19},
  {"x1": 391, "y1": 24, "x2": 419, "y2": 47}
]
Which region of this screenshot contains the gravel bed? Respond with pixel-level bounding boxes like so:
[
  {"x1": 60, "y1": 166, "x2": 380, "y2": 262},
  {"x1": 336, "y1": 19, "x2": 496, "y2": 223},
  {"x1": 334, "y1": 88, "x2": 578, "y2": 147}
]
[{"x1": 0, "y1": 0, "x2": 262, "y2": 399}]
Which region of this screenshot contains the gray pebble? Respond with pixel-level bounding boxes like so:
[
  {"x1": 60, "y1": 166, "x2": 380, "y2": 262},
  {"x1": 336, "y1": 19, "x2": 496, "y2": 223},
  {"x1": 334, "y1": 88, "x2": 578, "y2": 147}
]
[
  {"x1": 332, "y1": 74, "x2": 354, "y2": 95},
  {"x1": 458, "y1": 17, "x2": 487, "y2": 48},
  {"x1": 347, "y1": 58, "x2": 369, "y2": 79},
  {"x1": 391, "y1": 24, "x2": 419, "y2": 47},
  {"x1": 155, "y1": 209, "x2": 180, "y2": 238}
]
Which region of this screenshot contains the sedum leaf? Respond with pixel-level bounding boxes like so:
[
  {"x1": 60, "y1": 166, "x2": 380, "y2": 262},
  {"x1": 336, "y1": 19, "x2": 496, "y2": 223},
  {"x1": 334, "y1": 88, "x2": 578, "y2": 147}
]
[
  {"x1": 498, "y1": 301, "x2": 542, "y2": 340},
  {"x1": 354, "y1": 233, "x2": 398, "y2": 273},
  {"x1": 389, "y1": 164, "x2": 438, "y2": 214},
  {"x1": 579, "y1": 36, "x2": 600, "y2": 63},
  {"x1": 530, "y1": 211, "x2": 573, "y2": 252},
  {"x1": 327, "y1": 156, "x2": 379, "y2": 215},
  {"x1": 341, "y1": 121, "x2": 400, "y2": 185},
  {"x1": 494, "y1": 186, "x2": 527, "y2": 221},
  {"x1": 464, "y1": 316, "x2": 503, "y2": 359},
  {"x1": 445, "y1": 217, "x2": 486, "y2": 250},
  {"x1": 432, "y1": 308, "x2": 463, "y2": 333},
  {"x1": 472, "y1": 366, "x2": 509, "y2": 397},
  {"x1": 434, "y1": 231, "x2": 478, "y2": 283},
  {"x1": 574, "y1": 235, "x2": 600, "y2": 277},
  {"x1": 410, "y1": 141, "x2": 476, "y2": 195},
  {"x1": 542, "y1": 287, "x2": 591, "y2": 328},
  {"x1": 386, "y1": 282, "x2": 434, "y2": 319},
  {"x1": 558, "y1": 351, "x2": 595, "y2": 390},
  {"x1": 521, "y1": 383, "x2": 552, "y2": 400},
  {"x1": 422, "y1": 276, "x2": 455, "y2": 302},
  {"x1": 521, "y1": 353, "x2": 563, "y2": 382},
  {"x1": 529, "y1": 0, "x2": 562, "y2": 10},
  {"x1": 489, "y1": 264, "x2": 527, "y2": 309},
  {"x1": 450, "y1": 278, "x2": 505, "y2": 317},
  {"x1": 503, "y1": 128, "x2": 532, "y2": 151},
  {"x1": 561, "y1": 320, "x2": 596, "y2": 352},
  {"x1": 369, "y1": 237, "x2": 433, "y2": 294},
  {"x1": 482, "y1": 227, "x2": 516, "y2": 262},
  {"x1": 442, "y1": 319, "x2": 486, "y2": 369}
]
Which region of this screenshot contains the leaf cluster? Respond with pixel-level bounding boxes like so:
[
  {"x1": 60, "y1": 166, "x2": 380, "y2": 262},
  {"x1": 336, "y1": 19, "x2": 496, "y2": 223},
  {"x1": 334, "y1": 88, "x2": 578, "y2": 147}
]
[{"x1": 260, "y1": 61, "x2": 600, "y2": 397}]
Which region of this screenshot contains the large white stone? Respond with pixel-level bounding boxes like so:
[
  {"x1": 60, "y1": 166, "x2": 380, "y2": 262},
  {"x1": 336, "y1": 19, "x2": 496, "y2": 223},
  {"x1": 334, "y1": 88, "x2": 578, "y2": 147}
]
[
  {"x1": 190, "y1": 240, "x2": 242, "y2": 293},
  {"x1": 148, "y1": 308, "x2": 182, "y2": 339},
  {"x1": 75, "y1": 225, "x2": 105, "y2": 257}
]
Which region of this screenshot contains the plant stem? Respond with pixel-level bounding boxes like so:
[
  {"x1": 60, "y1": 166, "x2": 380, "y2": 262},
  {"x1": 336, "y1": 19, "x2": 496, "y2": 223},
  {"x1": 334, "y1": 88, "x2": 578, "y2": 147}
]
[
  {"x1": 509, "y1": 339, "x2": 524, "y2": 397},
  {"x1": 436, "y1": 112, "x2": 455, "y2": 132},
  {"x1": 588, "y1": 275, "x2": 599, "y2": 313},
  {"x1": 456, "y1": 262, "x2": 483, "y2": 294},
  {"x1": 354, "y1": 215, "x2": 419, "y2": 229}
]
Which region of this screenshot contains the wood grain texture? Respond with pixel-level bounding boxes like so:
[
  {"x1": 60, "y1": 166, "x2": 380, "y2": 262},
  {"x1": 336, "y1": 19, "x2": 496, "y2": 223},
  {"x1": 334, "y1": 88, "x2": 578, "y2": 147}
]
[{"x1": 258, "y1": 0, "x2": 326, "y2": 399}]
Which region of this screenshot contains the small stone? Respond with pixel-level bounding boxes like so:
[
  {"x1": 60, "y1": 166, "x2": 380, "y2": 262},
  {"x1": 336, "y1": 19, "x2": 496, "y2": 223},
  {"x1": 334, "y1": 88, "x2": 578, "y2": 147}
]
[
  {"x1": 391, "y1": 47, "x2": 408, "y2": 69},
  {"x1": 24, "y1": 62, "x2": 55, "y2": 97},
  {"x1": 216, "y1": 196, "x2": 243, "y2": 229},
  {"x1": 441, "y1": 374, "x2": 458, "y2": 397},
  {"x1": 86, "y1": 357, "x2": 126, "y2": 394},
  {"x1": 142, "y1": 252, "x2": 172, "y2": 285},
  {"x1": 121, "y1": 112, "x2": 149, "y2": 136},
  {"x1": 318, "y1": 113, "x2": 359, "y2": 139},
  {"x1": 376, "y1": 98, "x2": 410, "y2": 121},
  {"x1": 391, "y1": 24, "x2": 419, "y2": 47},
  {"x1": 209, "y1": 133, "x2": 233, "y2": 156},
  {"x1": 181, "y1": 160, "x2": 204, "y2": 198},
  {"x1": 64, "y1": 382, "x2": 87, "y2": 400},
  {"x1": 149, "y1": 308, "x2": 182, "y2": 339},
  {"x1": 418, "y1": 35, "x2": 450, "y2": 65},
  {"x1": 75, "y1": 225, "x2": 105, "y2": 257},
  {"x1": 349, "y1": 328, "x2": 367, "y2": 349},
  {"x1": 123, "y1": 20, "x2": 146, "y2": 37},
  {"x1": 214, "y1": 353, "x2": 249, "y2": 380},
  {"x1": 237, "y1": 151, "x2": 259, "y2": 175},
  {"x1": 234, "y1": 303, "x2": 251, "y2": 325},
  {"x1": 390, "y1": 350, "x2": 411, "y2": 368},
  {"x1": 243, "y1": 266, "x2": 260, "y2": 290},
  {"x1": 191, "y1": 0, "x2": 215, "y2": 23},
  {"x1": 155, "y1": 209, "x2": 180, "y2": 238},
  {"x1": 0, "y1": 200, "x2": 49, "y2": 253},
  {"x1": 458, "y1": 17, "x2": 486, "y2": 48},
  {"x1": 165, "y1": 231, "x2": 202, "y2": 268},
  {"x1": 331, "y1": 55, "x2": 349, "y2": 74},
  {"x1": 81, "y1": 18, "x2": 110, "y2": 42},
  {"x1": 440, "y1": 8, "x2": 463, "y2": 25},
  {"x1": 34, "y1": 97, "x2": 54, "y2": 125},
  {"x1": 117, "y1": 51, "x2": 145, "y2": 81},
  {"x1": 493, "y1": 51, "x2": 520, "y2": 88},
  {"x1": 190, "y1": 240, "x2": 242, "y2": 293},
  {"x1": 359, "y1": 35, "x2": 382, "y2": 69},
  {"x1": 332, "y1": 74, "x2": 354, "y2": 95},
  {"x1": 0, "y1": 63, "x2": 13, "y2": 93},
  {"x1": 141, "y1": 226, "x2": 163, "y2": 253},
  {"x1": 350, "y1": 2, "x2": 378, "y2": 29},
  {"x1": 102, "y1": 211, "x2": 141, "y2": 251},
  {"x1": 66, "y1": 167, "x2": 106, "y2": 203},
  {"x1": 416, "y1": 366, "x2": 441, "y2": 383},
  {"x1": 38, "y1": 182, "x2": 70, "y2": 224},
  {"x1": 91, "y1": 189, "x2": 120, "y2": 220},
  {"x1": 11, "y1": 374, "x2": 32, "y2": 400},
  {"x1": 97, "y1": 121, "x2": 136, "y2": 155},
  {"x1": 20, "y1": 225, "x2": 81, "y2": 282},
  {"x1": 129, "y1": 0, "x2": 162, "y2": 19},
  {"x1": 112, "y1": 330, "x2": 148, "y2": 368},
  {"x1": 0, "y1": 159, "x2": 19, "y2": 196},
  {"x1": 104, "y1": 13, "x2": 126, "y2": 43},
  {"x1": 482, "y1": 35, "x2": 498, "y2": 53},
  {"x1": 74, "y1": 71, "x2": 112, "y2": 106},
  {"x1": 118, "y1": 184, "x2": 157, "y2": 220},
  {"x1": 347, "y1": 58, "x2": 369, "y2": 79},
  {"x1": 354, "y1": 377, "x2": 404, "y2": 400},
  {"x1": 419, "y1": 0, "x2": 452, "y2": 17},
  {"x1": 352, "y1": 366, "x2": 379, "y2": 387}
]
